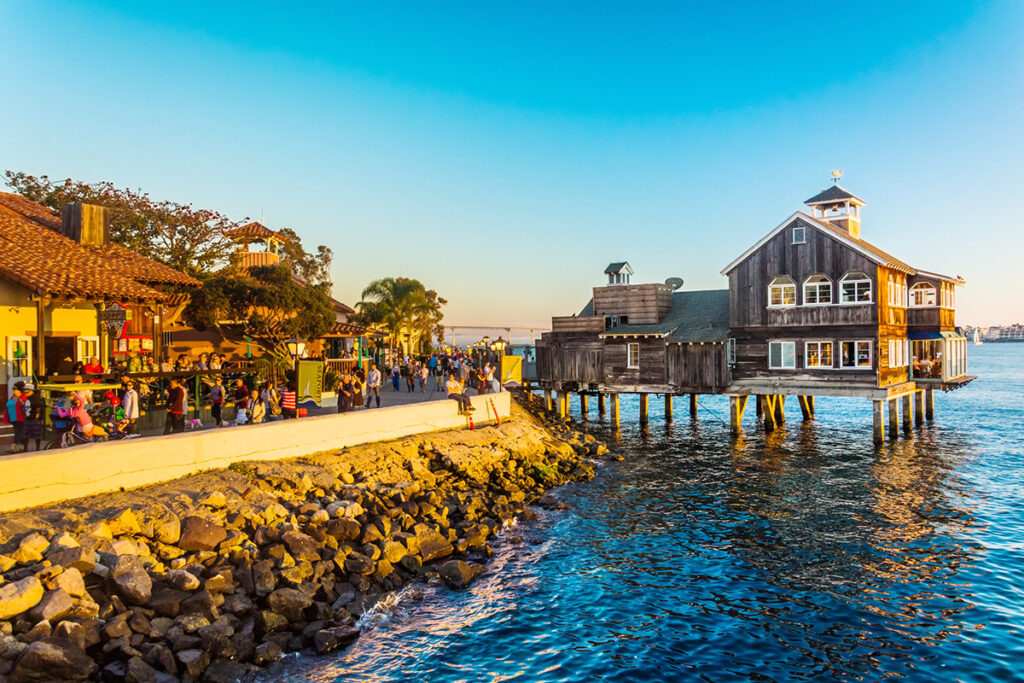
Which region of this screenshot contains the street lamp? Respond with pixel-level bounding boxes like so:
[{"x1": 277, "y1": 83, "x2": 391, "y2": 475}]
[
  {"x1": 285, "y1": 337, "x2": 306, "y2": 370},
  {"x1": 490, "y1": 336, "x2": 507, "y2": 353}
]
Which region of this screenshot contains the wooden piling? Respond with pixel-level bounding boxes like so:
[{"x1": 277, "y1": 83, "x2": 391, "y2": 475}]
[
  {"x1": 610, "y1": 393, "x2": 620, "y2": 428},
  {"x1": 901, "y1": 394, "x2": 912, "y2": 434},
  {"x1": 873, "y1": 400, "x2": 885, "y2": 445},
  {"x1": 773, "y1": 395, "x2": 785, "y2": 425},
  {"x1": 664, "y1": 395, "x2": 673, "y2": 423},
  {"x1": 755, "y1": 395, "x2": 763, "y2": 420},
  {"x1": 598, "y1": 393, "x2": 606, "y2": 415},
  {"x1": 913, "y1": 390, "x2": 924, "y2": 428},
  {"x1": 798, "y1": 395, "x2": 812, "y2": 421},
  {"x1": 579, "y1": 393, "x2": 589, "y2": 418},
  {"x1": 544, "y1": 390, "x2": 552, "y2": 412},
  {"x1": 689, "y1": 394, "x2": 698, "y2": 419},
  {"x1": 557, "y1": 392, "x2": 568, "y2": 420},
  {"x1": 925, "y1": 388, "x2": 934, "y2": 421},
  {"x1": 639, "y1": 394, "x2": 649, "y2": 425},
  {"x1": 730, "y1": 395, "x2": 748, "y2": 434},
  {"x1": 888, "y1": 398, "x2": 898, "y2": 439},
  {"x1": 763, "y1": 395, "x2": 778, "y2": 431}
]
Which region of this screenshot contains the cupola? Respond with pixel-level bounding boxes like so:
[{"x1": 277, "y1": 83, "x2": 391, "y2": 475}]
[
  {"x1": 805, "y1": 175, "x2": 865, "y2": 238},
  {"x1": 604, "y1": 261, "x2": 633, "y2": 285}
]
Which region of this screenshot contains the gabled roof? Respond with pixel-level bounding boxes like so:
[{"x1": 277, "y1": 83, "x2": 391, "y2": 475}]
[
  {"x1": 804, "y1": 184, "x2": 863, "y2": 205},
  {"x1": 604, "y1": 261, "x2": 633, "y2": 275},
  {"x1": 595, "y1": 289, "x2": 730, "y2": 342},
  {"x1": 720, "y1": 211, "x2": 915, "y2": 276},
  {"x1": 0, "y1": 193, "x2": 199, "y2": 301},
  {"x1": 225, "y1": 221, "x2": 289, "y2": 243}
]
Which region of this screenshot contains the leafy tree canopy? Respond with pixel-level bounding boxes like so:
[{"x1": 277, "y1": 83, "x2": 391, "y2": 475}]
[
  {"x1": 186, "y1": 265, "x2": 335, "y2": 358},
  {"x1": 356, "y1": 277, "x2": 446, "y2": 354}
]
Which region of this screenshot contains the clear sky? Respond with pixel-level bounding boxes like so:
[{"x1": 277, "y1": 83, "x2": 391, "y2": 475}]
[{"x1": 2, "y1": 1, "x2": 1022, "y2": 333}]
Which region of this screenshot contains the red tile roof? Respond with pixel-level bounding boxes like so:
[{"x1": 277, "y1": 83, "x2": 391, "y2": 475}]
[
  {"x1": 225, "y1": 221, "x2": 289, "y2": 243},
  {"x1": 0, "y1": 193, "x2": 199, "y2": 301}
]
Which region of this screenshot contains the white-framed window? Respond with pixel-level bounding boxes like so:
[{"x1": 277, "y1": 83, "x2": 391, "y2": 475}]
[
  {"x1": 910, "y1": 282, "x2": 936, "y2": 307},
  {"x1": 887, "y1": 274, "x2": 907, "y2": 308},
  {"x1": 804, "y1": 341, "x2": 833, "y2": 368},
  {"x1": 888, "y1": 339, "x2": 908, "y2": 368},
  {"x1": 768, "y1": 276, "x2": 796, "y2": 307},
  {"x1": 803, "y1": 275, "x2": 832, "y2": 305},
  {"x1": 77, "y1": 336, "x2": 100, "y2": 362},
  {"x1": 792, "y1": 226, "x2": 806, "y2": 244},
  {"x1": 768, "y1": 341, "x2": 796, "y2": 369},
  {"x1": 6, "y1": 336, "x2": 32, "y2": 383},
  {"x1": 626, "y1": 342, "x2": 640, "y2": 369},
  {"x1": 940, "y1": 284, "x2": 955, "y2": 309},
  {"x1": 840, "y1": 272, "x2": 872, "y2": 303},
  {"x1": 840, "y1": 340, "x2": 872, "y2": 368},
  {"x1": 727, "y1": 338, "x2": 737, "y2": 364}
]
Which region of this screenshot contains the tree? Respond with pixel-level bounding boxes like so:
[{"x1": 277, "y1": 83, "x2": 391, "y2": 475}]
[
  {"x1": 5, "y1": 171, "x2": 238, "y2": 277},
  {"x1": 186, "y1": 265, "x2": 335, "y2": 359},
  {"x1": 356, "y1": 277, "x2": 447, "y2": 355},
  {"x1": 276, "y1": 228, "x2": 333, "y2": 287}
]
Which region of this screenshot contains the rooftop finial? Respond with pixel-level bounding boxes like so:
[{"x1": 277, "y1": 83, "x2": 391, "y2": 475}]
[{"x1": 830, "y1": 170, "x2": 843, "y2": 184}]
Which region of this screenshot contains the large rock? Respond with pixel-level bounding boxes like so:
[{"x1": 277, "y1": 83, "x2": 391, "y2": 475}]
[
  {"x1": 282, "y1": 530, "x2": 320, "y2": 563},
  {"x1": 54, "y1": 567, "x2": 85, "y2": 598},
  {"x1": 325, "y1": 518, "x2": 361, "y2": 541},
  {"x1": 439, "y1": 560, "x2": 484, "y2": 589},
  {"x1": 267, "y1": 588, "x2": 312, "y2": 622},
  {"x1": 11, "y1": 533, "x2": 49, "y2": 564},
  {"x1": 415, "y1": 526, "x2": 453, "y2": 563},
  {"x1": 107, "y1": 508, "x2": 141, "y2": 536},
  {"x1": 9, "y1": 638, "x2": 96, "y2": 682},
  {"x1": 178, "y1": 516, "x2": 227, "y2": 551},
  {"x1": 115, "y1": 568, "x2": 153, "y2": 605},
  {"x1": 313, "y1": 625, "x2": 360, "y2": 654},
  {"x1": 343, "y1": 552, "x2": 375, "y2": 575},
  {"x1": 176, "y1": 648, "x2": 210, "y2": 680},
  {"x1": 154, "y1": 516, "x2": 181, "y2": 545},
  {"x1": 167, "y1": 569, "x2": 201, "y2": 591},
  {"x1": 47, "y1": 547, "x2": 96, "y2": 574},
  {"x1": 0, "y1": 576, "x2": 44, "y2": 620},
  {"x1": 27, "y1": 589, "x2": 74, "y2": 623}
]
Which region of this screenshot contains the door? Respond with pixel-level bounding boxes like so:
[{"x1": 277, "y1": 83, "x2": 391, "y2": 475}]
[
  {"x1": 77, "y1": 336, "x2": 100, "y2": 363},
  {"x1": 6, "y1": 336, "x2": 32, "y2": 385}
]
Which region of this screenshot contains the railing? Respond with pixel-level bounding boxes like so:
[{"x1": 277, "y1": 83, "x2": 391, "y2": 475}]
[{"x1": 326, "y1": 358, "x2": 369, "y2": 374}]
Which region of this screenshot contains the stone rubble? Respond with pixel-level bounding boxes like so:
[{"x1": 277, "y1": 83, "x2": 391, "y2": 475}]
[{"x1": 0, "y1": 395, "x2": 608, "y2": 681}]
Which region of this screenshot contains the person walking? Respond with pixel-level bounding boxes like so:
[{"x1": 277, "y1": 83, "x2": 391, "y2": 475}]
[
  {"x1": 434, "y1": 361, "x2": 445, "y2": 392},
  {"x1": 122, "y1": 380, "x2": 140, "y2": 434},
  {"x1": 391, "y1": 363, "x2": 401, "y2": 391},
  {"x1": 405, "y1": 362, "x2": 416, "y2": 393},
  {"x1": 337, "y1": 371, "x2": 354, "y2": 413},
  {"x1": 209, "y1": 376, "x2": 225, "y2": 427},
  {"x1": 418, "y1": 364, "x2": 429, "y2": 393},
  {"x1": 164, "y1": 377, "x2": 187, "y2": 434},
  {"x1": 365, "y1": 363, "x2": 382, "y2": 408},
  {"x1": 5, "y1": 386, "x2": 24, "y2": 453}
]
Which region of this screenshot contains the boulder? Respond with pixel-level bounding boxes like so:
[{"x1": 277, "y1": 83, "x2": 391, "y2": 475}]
[
  {"x1": 325, "y1": 518, "x2": 361, "y2": 541},
  {"x1": 47, "y1": 547, "x2": 96, "y2": 574},
  {"x1": 282, "y1": 530, "x2": 320, "y2": 563},
  {"x1": 267, "y1": 588, "x2": 312, "y2": 622},
  {"x1": 107, "y1": 509, "x2": 142, "y2": 536},
  {"x1": 199, "y1": 491, "x2": 227, "y2": 509},
  {"x1": 381, "y1": 541, "x2": 408, "y2": 564},
  {"x1": 252, "y1": 640, "x2": 282, "y2": 665},
  {"x1": 176, "y1": 648, "x2": 209, "y2": 680},
  {"x1": 203, "y1": 658, "x2": 252, "y2": 683},
  {"x1": 166, "y1": 569, "x2": 201, "y2": 591},
  {"x1": 154, "y1": 517, "x2": 181, "y2": 545},
  {"x1": 343, "y1": 552, "x2": 375, "y2": 576},
  {"x1": 0, "y1": 576, "x2": 44, "y2": 620},
  {"x1": 54, "y1": 568, "x2": 85, "y2": 598},
  {"x1": 415, "y1": 528, "x2": 453, "y2": 563},
  {"x1": 126, "y1": 655, "x2": 177, "y2": 683},
  {"x1": 178, "y1": 517, "x2": 227, "y2": 552},
  {"x1": 9, "y1": 638, "x2": 96, "y2": 681},
  {"x1": 48, "y1": 533, "x2": 80, "y2": 551},
  {"x1": 439, "y1": 560, "x2": 483, "y2": 589},
  {"x1": 27, "y1": 589, "x2": 74, "y2": 623},
  {"x1": 313, "y1": 625, "x2": 360, "y2": 654}
]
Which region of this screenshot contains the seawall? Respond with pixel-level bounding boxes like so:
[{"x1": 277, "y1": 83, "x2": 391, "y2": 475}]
[{"x1": 0, "y1": 392, "x2": 510, "y2": 513}]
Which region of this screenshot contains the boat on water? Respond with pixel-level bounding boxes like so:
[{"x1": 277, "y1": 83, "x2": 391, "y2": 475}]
[{"x1": 974, "y1": 329, "x2": 983, "y2": 345}]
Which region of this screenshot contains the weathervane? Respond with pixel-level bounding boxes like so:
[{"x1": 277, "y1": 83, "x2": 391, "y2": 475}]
[{"x1": 830, "y1": 170, "x2": 843, "y2": 184}]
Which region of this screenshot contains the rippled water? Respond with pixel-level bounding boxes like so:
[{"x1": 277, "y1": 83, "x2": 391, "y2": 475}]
[{"x1": 278, "y1": 344, "x2": 1024, "y2": 682}]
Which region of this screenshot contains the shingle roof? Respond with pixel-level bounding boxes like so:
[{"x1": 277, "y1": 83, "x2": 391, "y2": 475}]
[
  {"x1": 593, "y1": 289, "x2": 730, "y2": 342},
  {"x1": 225, "y1": 222, "x2": 289, "y2": 243},
  {"x1": 0, "y1": 193, "x2": 198, "y2": 301},
  {"x1": 804, "y1": 184, "x2": 861, "y2": 205},
  {"x1": 604, "y1": 261, "x2": 631, "y2": 274},
  {"x1": 811, "y1": 216, "x2": 914, "y2": 273}
]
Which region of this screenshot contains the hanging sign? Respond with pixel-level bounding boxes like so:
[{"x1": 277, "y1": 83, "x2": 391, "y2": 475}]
[{"x1": 101, "y1": 303, "x2": 132, "y2": 337}]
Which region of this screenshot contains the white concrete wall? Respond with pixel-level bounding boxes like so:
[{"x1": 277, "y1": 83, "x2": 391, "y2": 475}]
[{"x1": 0, "y1": 392, "x2": 510, "y2": 513}]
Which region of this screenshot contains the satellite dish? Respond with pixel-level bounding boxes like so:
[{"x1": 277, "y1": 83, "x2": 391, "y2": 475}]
[{"x1": 665, "y1": 277, "x2": 684, "y2": 291}]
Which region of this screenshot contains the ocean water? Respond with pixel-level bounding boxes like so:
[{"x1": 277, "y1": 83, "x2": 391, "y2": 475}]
[{"x1": 278, "y1": 344, "x2": 1024, "y2": 682}]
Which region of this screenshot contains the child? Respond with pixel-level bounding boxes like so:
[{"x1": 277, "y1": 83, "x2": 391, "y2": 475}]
[{"x1": 5, "y1": 387, "x2": 24, "y2": 453}]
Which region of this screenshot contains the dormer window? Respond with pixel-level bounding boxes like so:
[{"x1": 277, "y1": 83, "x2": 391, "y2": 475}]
[
  {"x1": 792, "y1": 226, "x2": 806, "y2": 244},
  {"x1": 605, "y1": 315, "x2": 629, "y2": 330},
  {"x1": 840, "y1": 272, "x2": 872, "y2": 303},
  {"x1": 803, "y1": 275, "x2": 832, "y2": 305},
  {"x1": 768, "y1": 276, "x2": 796, "y2": 307},
  {"x1": 910, "y1": 282, "x2": 936, "y2": 307}
]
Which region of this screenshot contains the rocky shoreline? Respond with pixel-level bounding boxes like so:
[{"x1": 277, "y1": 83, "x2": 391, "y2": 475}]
[{"x1": 0, "y1": 394, "x2": 607, "y2": 682}]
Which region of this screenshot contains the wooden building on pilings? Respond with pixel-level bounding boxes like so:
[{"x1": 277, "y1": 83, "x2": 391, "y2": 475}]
[{"x1": 535, "y1": 182, "x2": 975, "y2": 443}]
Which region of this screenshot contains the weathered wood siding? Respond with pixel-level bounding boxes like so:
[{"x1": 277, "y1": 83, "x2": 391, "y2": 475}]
[
  {"x1": 667, "y1": 342, "x2": 730, "y2": 391},
  {"x1": 592, "y1": 284, "x2": 673, "y2": 324},
  {"x1": 550, "y1": 316, "x2": 605, "y2": 333},
  {"x1": 602, "y1": 338, "x2": 666, "y2": 386},
  {"x1": 728, "y1": 217, "x2": 879, "y2": 328},
  {"x1": 877, "y1": 265, "x2": 909, "y2": 387},
  {"x1": 535, "y1": 337, "x2": 603, "y2": 387}
]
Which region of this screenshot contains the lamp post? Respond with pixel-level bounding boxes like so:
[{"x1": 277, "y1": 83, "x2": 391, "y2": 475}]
[{"x1": 285, "y1": 336, "x2": 306, "y2": 376}]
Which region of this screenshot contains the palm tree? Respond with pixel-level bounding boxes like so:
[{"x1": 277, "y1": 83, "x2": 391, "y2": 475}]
[{"x1": 357, "y1": 277, "x2": 446, "y2": 357}]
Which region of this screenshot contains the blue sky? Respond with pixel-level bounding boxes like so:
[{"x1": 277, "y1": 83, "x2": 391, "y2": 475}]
[{"x1": 2, "y1": 1, "x2": 1022, "y2": 332}]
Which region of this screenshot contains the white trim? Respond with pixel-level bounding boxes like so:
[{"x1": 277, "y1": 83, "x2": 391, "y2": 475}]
[
  {"x1": 802, "y1": 274, "x2": 832, "y2": 306},
  {"x1": 792, "y1": 226, "x2": 806, "y2": 244},
  {"x1": 626, "y1": 342, "x2": 640, "y2": 369},
  {"x1": 838, "y1": 339, "x2": 873, "y2": 369},
  {"x1": 721, "y1": 211, "x2": 911, "y2": 275},
  {"x1": 804, "y1": 340, "x2": 834, "y2": 369},
  {"x1": 916, "y1": 269, "x2": 965, "y2": 285},
  {"x1": 768, "y1": 340, "x2": 796, "y2": 369},
  {"x1": 727, "y1": 338, "x2": 737, "y2": 364},
  {"x1": 77, "y1": 335, "x2": 100, "y2": 362},
  {"x1": 6, "y1": 336, "x2": 32, "y2": 385}
]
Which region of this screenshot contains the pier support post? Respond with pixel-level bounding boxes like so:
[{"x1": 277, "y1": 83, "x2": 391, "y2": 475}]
[
  {"x1": 639, "y1": 394, "x2": 649, "y2": 426},
  {"x1": 901, "y1": 394, "x2": 912, "y2": 434},
  {"x1": 610, "y1": 393, "x2": 620, "y2": 428},
  {"x1": 730, "y1": 395, "x2": 748, "y2": 434},
  {"x1": 798, "y1": 395, "x2": 815, "y2": 421},
  {"x1": 664, "y1": 395, "x2": 673, "y2": 423},
  {"x1": 579, "y1": 393, "x2": 589, "y2": 418},
  {"x1": 914, "y1": 390, "x2": 924, "y2": 428},
  {"x1": 773, "y1": 395, "x2": 785, "y2": 425},
  {"x1": 689, "y1": 394, "x2": 698, "y2": 419},
  {"x1": 763, "y1": 395, "x2": 778, "y2": 431},
  {"x1": 925, "y1": 388, "x2": 934, "y2": 421},
  {"x1": 598, "y1": 393, "x2": 606, "y2": 415},
  {"x1": 888, "y1": 399, "x2": 899, "y2": 439},
  {"x1": 755, "y1": 395, "x2": 763, "y2": 420},
  {"x1": 807, "y1": 396, "x2": 815, "y2": 417},
  {"x1": 544, "y1": 390, "x2": 552, "y2": 413},
  {"x1": 873, "y1": 400, "x2": 885, "y2": 445},
  {"x1": 557, "y1": 392, "x2": 568, "y2": 420}
]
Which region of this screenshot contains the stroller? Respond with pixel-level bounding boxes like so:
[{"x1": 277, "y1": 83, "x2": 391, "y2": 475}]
[{"x1": 45, "y1": 398, "x2": 107, "y2": 449}]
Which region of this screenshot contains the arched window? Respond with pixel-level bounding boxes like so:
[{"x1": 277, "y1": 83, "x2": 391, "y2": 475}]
[
  {"x1": 803, "y1": 275, "x2": 832, "y2": 305},
  {"x1": 840, "y1": 272, "x2": 872, "y2": 303},
  {"x1": 910, "y1": 282, "x2": 936, "y2": 307},
  {"x1": 768, "y1": 276, "x2": 796, "y2": 307}
]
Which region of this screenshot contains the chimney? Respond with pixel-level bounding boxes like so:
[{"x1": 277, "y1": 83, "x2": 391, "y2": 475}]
[{"x1": 60, "y1": 202, "x2": 110, "y2": 246}]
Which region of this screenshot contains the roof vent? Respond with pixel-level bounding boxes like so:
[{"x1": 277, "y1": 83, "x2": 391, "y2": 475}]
[{"x1": 665, "y1": 277, "x2": 684, "y2": 291}]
